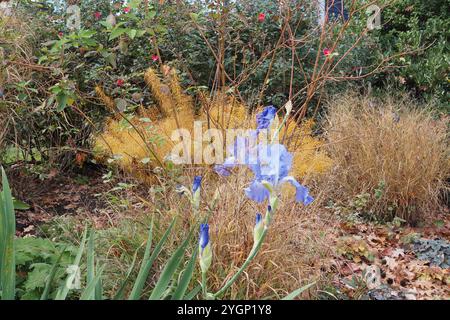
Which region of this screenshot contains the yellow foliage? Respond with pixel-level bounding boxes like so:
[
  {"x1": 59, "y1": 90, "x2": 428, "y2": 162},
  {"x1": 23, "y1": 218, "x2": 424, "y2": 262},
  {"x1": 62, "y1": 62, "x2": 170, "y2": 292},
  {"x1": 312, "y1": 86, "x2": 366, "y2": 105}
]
[
  {"x1": 95, "y1": 86, "x2": 117, "y2": 116},
  {"x1": 204, "y1": 94, "x2": 250, "y2": 130},
  {"x1": 144, "y1": 67, "x2": 174, "y2": 117},
  {"x1": 289, "y1": 119, "x2": 333, "y2": 178},
  {"x1": 94, "y1": 66, "x2": 332, "y2": 184},
  {"x1": 168, "y1": 69, "x2": 193, "y2": 115}
]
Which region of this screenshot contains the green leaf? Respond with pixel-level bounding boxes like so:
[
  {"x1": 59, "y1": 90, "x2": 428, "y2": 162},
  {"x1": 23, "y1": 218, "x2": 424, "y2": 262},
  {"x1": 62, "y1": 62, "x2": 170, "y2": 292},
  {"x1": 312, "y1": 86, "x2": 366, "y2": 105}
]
[
  {"x1": 127, "y1": 29, "x2": 137, "y2": 40},
  {"x1": 129, "y1": 217, "x2": 177, "y2": 300},
  {"x1": 146, "y1": 10, "x2": 156, "y2": 19},
  {"x1": 80, "y1": 266, "x2": 104, "y2": 300},
  {"x1": 55, "y1": 228, "x2": 88, "y2": 300},
  {"x1": 109, "y1": 28, "x2": 128, "y2": 40},
  {"x1": 50, "y1": 85, "x2": 62, "y2": 94},
  {"x1": 171, "y1": 249, "x2": 198, "y2": 300},
  {"x1": 24, "y1": 263, "x2": 52, "y2": 291},
  {"x1": 149, "y1": 228, "x2": 192, "y2": 300},
  {"x1": 40, "y1": 247, "x2": 66, "y2": 300},
  {"x1": 95, "y1": 264, "x2": 103, "y2": 300},
  {"x1": 184, "y1": 285, "x2": 202, "y2": 300},
  {"x1": 18, "y1": 93, "x2": 27, "y2": 101},
  {"x1": 282, "y1": 282, "x2": 316, "y2": 300},
  {"x1": 99, "y1": 21, "x2": 111, "y2": 29},
  {"x1": 78, "y1": 29, "x2": 97, "y2": 38},
  {"x1": 104, "y1": 53, "x2": 117, "y2": 68},
  {"x1": 129, "y1": 0, "x2": 142, "y2": 9},
  {"x1": 86, "y1": 230, "x2": 95, "y2": 300},
  {"x1": 13, "y1": 198, "x2": 30, "y2": 210},
  {"x1": 189, "y1": 13, "x2": 199, "y2": 22},
  {"x1": 56, "y1": 93, "x2": 68, "y2": 112},
  {"x1": 0, "y1": 167, "x2": 16, "y2": 300},
  {"x1": 135, "y1": 30, "x2": 146, "y2": 38},
  {"x1": 113, "y1": 246, "x2": 140, "y2": 300},
  {"x1": 46, "y1": 95, "x2": 56, "y2": 108},
  {"x1": 127, "y1": 219, "x2": 154, "y2": 300},
  {"x1": 154, "y1": 25, "x2": 168, "y2": 34},
  {"x1": 82, "y1": 38, "x2": 98, "y2": 47}
]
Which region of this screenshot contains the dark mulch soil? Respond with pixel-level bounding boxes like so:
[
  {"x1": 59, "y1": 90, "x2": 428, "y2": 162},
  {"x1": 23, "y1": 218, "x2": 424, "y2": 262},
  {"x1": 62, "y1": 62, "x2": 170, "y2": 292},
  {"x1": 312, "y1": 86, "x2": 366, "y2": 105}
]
[{"x1": 6, "y1": 163, "x2": 112, "y2": 237}]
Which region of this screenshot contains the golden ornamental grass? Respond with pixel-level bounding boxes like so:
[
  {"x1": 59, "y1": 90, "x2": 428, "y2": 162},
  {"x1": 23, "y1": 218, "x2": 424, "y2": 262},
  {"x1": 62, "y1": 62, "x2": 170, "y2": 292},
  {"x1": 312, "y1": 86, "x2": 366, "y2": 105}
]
[
  {"x1": 324, "y1": 94, "x2": 449, "y2": 223},
  {"x1": 94, "y1": 66, "x2": 332, "y2": 185}
]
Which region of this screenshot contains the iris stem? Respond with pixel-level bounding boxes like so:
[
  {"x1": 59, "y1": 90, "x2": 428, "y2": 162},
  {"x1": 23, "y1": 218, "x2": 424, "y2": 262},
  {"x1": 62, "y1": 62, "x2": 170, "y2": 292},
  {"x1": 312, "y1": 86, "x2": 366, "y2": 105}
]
[
  {"x1": 213, "y1": 196, "x2": 277, "y2": 298},
  {"x1": 201, "y1": 271, "x2": 207, "y2": 298},
  {"x1": 271, "y1": 111, "x2": 290, "y2": 143},
  {"x1": 213, "y1": 227, "x2": 269, "y2": 299}
]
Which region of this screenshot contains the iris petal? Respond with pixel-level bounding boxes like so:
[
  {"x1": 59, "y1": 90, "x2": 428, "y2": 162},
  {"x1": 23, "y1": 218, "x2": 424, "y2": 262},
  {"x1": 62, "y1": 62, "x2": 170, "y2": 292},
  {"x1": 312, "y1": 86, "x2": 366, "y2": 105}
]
[
  {"x1": 192, "y1": 176, "x2": 202, "y2": 193},
  {"x1": 249, "y1": 143, "x2": 292, "y2": 184},
  {"x1": 256, "y1": 106, "x2": 277, "y2": 130},
  {"x1": 214, "y1": 156, "x2": 237, "y2": 176},
  {"x1": 214, "y1": 165, "x2": 231, "y2": 176},
  {"x1": 280, "y1": 176, "x2": 314, "y2": 205},
  {"x1": 245, "y1": 180, "x2": 270, "y2": 203}
]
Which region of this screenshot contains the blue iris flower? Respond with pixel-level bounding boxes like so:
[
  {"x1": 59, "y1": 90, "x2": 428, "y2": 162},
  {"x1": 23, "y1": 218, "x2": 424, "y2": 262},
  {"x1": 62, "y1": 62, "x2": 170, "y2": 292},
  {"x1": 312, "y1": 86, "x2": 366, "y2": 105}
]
[
  {"x1": 215, "y1": 105, "x2": 313, "y2": 205},
  {"x1": 256, "y1": 106, "x2": 277, "y2": 130},
  {"x1": 244, "y1": 143, "x2": 314, "y2": 205},
  {"x1": 199, "y1": 223, "x2": 209, "y2": 250},
  {"x1": 214, "y1": 165, "x2": 231, "y2": 177},
  {"x1": 214, "y1": 134, "x2": 256, "y2": 176},
  {"x1": 213, "y1": 155, "x2": 237, "y2": 177},
  {"x1": 192, "y1": 176, "x2": 202, "y2": 193},
  {"x1": 215, "y1": 142, "x2": 313, "y2": 205}
]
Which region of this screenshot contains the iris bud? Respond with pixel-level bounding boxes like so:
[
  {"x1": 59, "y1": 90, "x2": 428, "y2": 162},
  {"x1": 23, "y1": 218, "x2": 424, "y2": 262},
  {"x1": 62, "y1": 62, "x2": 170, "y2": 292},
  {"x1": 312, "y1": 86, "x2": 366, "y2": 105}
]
[
  {"x1": 199, "y1": 224, "x2": 212, "y2": 273},
  {"x1": 253, "y1": 213, "x2": 264, "y2": 247},
  {"x1": 192, "y1": 176, "x2": 202, "y2": 211}
]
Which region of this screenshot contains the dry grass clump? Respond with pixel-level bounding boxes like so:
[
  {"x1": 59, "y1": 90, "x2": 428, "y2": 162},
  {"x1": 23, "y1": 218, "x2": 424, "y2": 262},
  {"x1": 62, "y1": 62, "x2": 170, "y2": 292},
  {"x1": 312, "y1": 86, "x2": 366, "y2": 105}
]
[
  {"x1": 53, "y1": 167, "x2": 335, "y2": 300},
  {"x1": 324, "y1": 94, "x2": 449, "y2": 223},
  {"x1": 91, "y1": 167, "x2": 336, "y2": 299},
  {"x1": 0, "y1": 14, "x2": 34, "y2": 92},
  {"x1": 0, "y1": 14, "x2": 35, "y2": 152},
  {"x1": 0, "y1": 107, "x2": 8, "y2": 149},
  {"x1": 198, "y1": 169, "x2": 335, "y2": 299}
]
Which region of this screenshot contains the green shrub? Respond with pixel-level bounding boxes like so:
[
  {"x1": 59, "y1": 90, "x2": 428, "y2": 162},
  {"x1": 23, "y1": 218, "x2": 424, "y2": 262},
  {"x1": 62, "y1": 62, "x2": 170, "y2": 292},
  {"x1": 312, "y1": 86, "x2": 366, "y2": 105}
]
[{"x1": 375, "y1": 0, "x2": 449, "y2": 109}]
